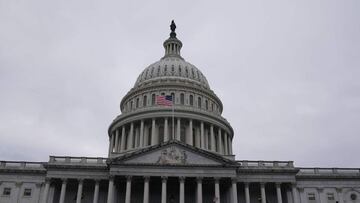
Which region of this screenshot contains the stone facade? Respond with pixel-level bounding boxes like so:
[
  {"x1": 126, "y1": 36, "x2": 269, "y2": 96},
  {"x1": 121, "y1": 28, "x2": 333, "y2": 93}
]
[{"x1": 1, "y1": 22, "x2": 359, "y2": 203}]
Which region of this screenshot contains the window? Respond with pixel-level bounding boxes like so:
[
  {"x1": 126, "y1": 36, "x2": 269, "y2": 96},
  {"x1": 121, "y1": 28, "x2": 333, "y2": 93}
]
[
  {"x1": 189, "y1": 95, "x2": 194, "y2": 106},
  {"x1": 136, "y1": 98, "x2": 139, "y2": 108},
  {"x1": 130, "y1": 101, "x2": 133, "y2": 109},
  {"x1": 211, "y1": 103, "x2": 214, "y2": 111},
  {"x1": 308, "y1": 193, "x2": 316, "y2": 201},
  {"x1": 198, "y1": 97, "x2": 202, "y2": 108},
  {"x1": 3, "y1": 188, "x2": 11, "y2": 196},
  {"x1": 23, "y1": 188, "x2": 32, "y2": 197},
  {"x1": 205, "y1": 100, "x2": 208, "y2": 110},
  {"x1": 152, "y1": 94, "x2": 156, "y2": 105},
  {"x1": 143, "y1": 95, "x2": 147, "y2": 107},
  {"x1": 180, "y1": 93, "x2": 184, "y2": 105},
  {"x1": 327, "y1": 193, "x2": 335, "y2": 201}
]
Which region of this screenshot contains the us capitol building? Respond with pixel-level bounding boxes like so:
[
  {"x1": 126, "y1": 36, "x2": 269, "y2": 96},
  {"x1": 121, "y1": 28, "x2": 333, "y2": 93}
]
[{"x1": 1, "y1": 21, "x2": 359, "y2": 203}]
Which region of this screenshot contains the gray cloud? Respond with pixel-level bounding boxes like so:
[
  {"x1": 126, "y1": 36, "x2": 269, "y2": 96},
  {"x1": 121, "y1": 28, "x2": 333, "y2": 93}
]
[{"x1": 0, "y1": 0, "x2": 359, "y2": 167}]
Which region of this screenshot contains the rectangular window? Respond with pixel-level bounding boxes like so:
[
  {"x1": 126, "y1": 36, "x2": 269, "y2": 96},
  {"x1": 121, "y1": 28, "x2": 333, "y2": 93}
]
[
  {"x1": 327, "y1": 193, "x2": 335, "y2": 200},
  {"x1": 3, "y1": 187, "x2": 11, "y2": 196},
  {"x1": 23, "y1": 188, "x2": 32, "y2": 197},
  {"x1": 308, "y1": 193, "x2": 316, "y2": 201}
]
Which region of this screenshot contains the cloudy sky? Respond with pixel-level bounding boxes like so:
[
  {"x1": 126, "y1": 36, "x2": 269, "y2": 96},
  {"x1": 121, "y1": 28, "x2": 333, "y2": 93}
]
[{"x1": 0, "y1": 0, "x2": 359, "y2": 167}]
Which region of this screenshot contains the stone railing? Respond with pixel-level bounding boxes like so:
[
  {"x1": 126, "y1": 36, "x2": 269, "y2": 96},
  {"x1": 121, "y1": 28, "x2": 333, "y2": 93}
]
[
  {"x1": 237, "y1": 160, "x2": 294, "y2": 168},
  {"x1": 0, "y1": 161, "x2": 45, "y2": 170},
  {"x1": 49, "y1": 156, "x2": 107, "y2": 165},
  {"x1": 298, "y1": 167, "x2": 360, "y2": 176}
]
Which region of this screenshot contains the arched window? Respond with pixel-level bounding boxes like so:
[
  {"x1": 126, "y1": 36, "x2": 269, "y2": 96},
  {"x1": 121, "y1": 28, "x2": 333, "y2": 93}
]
[
  {"x1": 198, "y1": 97, "x2": 202, "y2": 108},
  {"x1": 180, "y1": 93, "x2": 184, "y2": 105},
  {"x1": 211, "y1": 103, "x2": 214, "y2": 111},
  {"x1": 152, "y1": 94, "x2": 156, "y2": 105},
  {"x1": 189, "y1": 95, "x2": 194, "y2": 106},
  {"x1": 136, "y1": 98, "x2": 139, "y2": 108},
  {"x1": 161, "y1": 92, "x2": 165, "y2": 96},
  {"x1": 143, "y1": 95, "x2": 147, "y2": 107}
]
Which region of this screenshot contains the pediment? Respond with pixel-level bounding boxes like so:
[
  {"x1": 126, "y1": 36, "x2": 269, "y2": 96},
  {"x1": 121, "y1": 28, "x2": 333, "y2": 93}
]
[{"x1": 110, "y1": 141, "x2": 236, "y2": 167}]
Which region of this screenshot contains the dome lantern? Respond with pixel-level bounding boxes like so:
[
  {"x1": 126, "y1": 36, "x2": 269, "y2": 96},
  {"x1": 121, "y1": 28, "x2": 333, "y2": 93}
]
[{"x1": 163, "y1": 20, "x2": 183, "y2": 59}]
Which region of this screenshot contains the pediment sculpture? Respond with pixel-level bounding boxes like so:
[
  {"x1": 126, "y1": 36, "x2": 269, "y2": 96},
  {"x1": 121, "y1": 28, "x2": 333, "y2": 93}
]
[{"x1": 157, "y1": 147, "x2": 187, "y2": 164}]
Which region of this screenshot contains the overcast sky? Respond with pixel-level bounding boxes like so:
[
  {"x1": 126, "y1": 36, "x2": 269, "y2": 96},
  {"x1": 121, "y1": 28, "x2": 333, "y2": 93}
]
[{"x1": 0, "y1": 0, "x2": 359, "y2": 168}]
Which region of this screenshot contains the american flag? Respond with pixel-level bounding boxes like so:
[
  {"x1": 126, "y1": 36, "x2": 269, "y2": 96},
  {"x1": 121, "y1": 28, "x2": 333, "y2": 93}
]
[{"x1": 156, "y1": 95, "x2": 173, "y2": 106}]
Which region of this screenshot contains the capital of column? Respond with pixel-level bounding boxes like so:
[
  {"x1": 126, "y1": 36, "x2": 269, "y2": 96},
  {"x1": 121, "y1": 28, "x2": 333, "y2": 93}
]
[
  {"x1": 317, "y1": 187, "x2": 324, "y2": 192},
  {"x1": 179, "y1": 176, "x2": 185, "y2": 183},
  {"x1": 15, "y1": 182, "x2": 23, "y2": 187},
  {"x1": 61, "y1": 178, "x2": 68, "y2": 183},
  {"x1": 35, "y1": 183, "x2": 43, "y2": 188},
  {"x1": 126, "y1": 176, "x2": 132, "y2": 181},
  {"x1": 196, "y1": 177, "x2": 203, "y2": 183},
  {"x1": 94, "y1": 179, "x2": 101, "y2": 184},
  {"x1": 161, "y1": 176, "x2": 168, "y2": 182},
  {"x1": 144, "y1": 176, "x2": 150, "y2": 181},
  {"x1": 231, "y1": 178, "x2": 238, "y2": 184},
  {"x1": 78, "y1": 179, "x2": 84, "y2": 184},
  {"x1": 275, "y1": 182, "x2": 282, "y2": 187},
  {"x1": 260, "y1": 182, "x2": 266, "y2": 187},
  {"x1": 336, "y1": 188, "x2": 343, "y2": 193},
  {"x1": 109, "y1": 175, "x2": 115, "y2": 181},
  {"x1": 244, "y1": 182, "x2": 250, "y2": 187},
  {"x1": 45, "y1": 177, "x2": 51, "y2": 184},
  {"x1": 214, "y1": 177, "x2": 220, "y2": 183}
]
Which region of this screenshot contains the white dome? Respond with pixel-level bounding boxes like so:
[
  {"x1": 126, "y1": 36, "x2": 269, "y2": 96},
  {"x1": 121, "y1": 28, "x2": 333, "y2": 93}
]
[{"x1": 134, "y1": 56, "x2": 210, "y2": 89}]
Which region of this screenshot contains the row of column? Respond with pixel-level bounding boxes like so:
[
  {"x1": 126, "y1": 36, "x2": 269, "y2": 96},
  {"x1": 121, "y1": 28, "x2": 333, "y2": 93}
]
[
  {"x1": 106, "y1": 176, "x2": 233, "y2": 203},
  {"x1": 109, "y1": 118, "x2": 233, "y2": 156},
  {"x1": 41, "y1": 178, "x2": 100, "y2": 203},
  {"x1": 41, "y1": 178, "x2": 299, "y2": 203}
]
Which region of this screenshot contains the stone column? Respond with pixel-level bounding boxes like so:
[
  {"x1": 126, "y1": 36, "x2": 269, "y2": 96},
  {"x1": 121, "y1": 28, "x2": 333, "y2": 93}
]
[
  {"x1": 210, "y1": 125, "x2": 216, "y2": 151},
  {"x1": 336, "y1": 188, "x2": 344, "y2": 203},
  {"x1": 41, "y1": 178, "x2": 50, "y2": 203},
  {"x1": 260, "y1": 183, "x2": 266, "y2": 203},
  {"x1": 151, "y1": 119, "x2": 156, "y2": 145},
  {"x1": 200, "y1": 122, "x2": 205, "y2": 149},
  {"x1": 217, "y1": 128, "x2": 222, "y2": 153},
  {"x1": 59, "y1": 179, "x2": 67, "y2": 203},
  {"x1": 291, "y1": 184, "x2": 298, "y2": 203},
  {"x1": 317, "y1": 188, "x2": 324, "y2": 203},
  {"x1": 76, "y1": 179, "x2": 84, "y2": 203},
  {"x1": 188, "y1": 119, "x2": 193, "y2": 145},
  {"x1": 15, "y1": 182, "x2": 22, "y2": 203},
  {"x1": 114, "y1": 129, "x2": 119, "y2": 152},
  {"x1": 143, "y1": 176, "x2": 150, "y2": 203},
  {"x1": 93, "y1": 180, "x2": 100, "y2": 203},
  {"x1": 232, "y1": 179, "x2": 238, "y2": 203},
  {"x1": 179, "y1": 177, "x2": 185, "y2": 203},
  {"x1": 214, "y1": 178, "x2": 220, "y2": 203},
  {"x1": 161, "y1": 177, "x2": 167, "y2": 203},
  {"x1": 164, "y1": 118, "x2": 169, "y2": 142},
  {"x1": 125, "y1": 176, "x2": 132, "y2": 203},
  {"x1": 134, "y1": 127, "x2": 139, "y2": 148},
  {"x1": 120, "y1": 126, "x2": 126, "y2": 152},
  {"x1": 107, "y1": 177, "x2": 114, "y2": 203},
  {"x1": 197, "y1": 177, "x2": 203, "y2": 203},
  {"x1": 276, "y1": 183, "x2": 283, "y2": 203},
  {"x1": 223, "y1": 132, "x2": 228, "y2": 155},
  {"x1": 128, "y1": 122, "x2": 134, "y2": 149},
  {"x1": 109, "y1": 133, "x2": 115, "y2": 155},
  {"x1": 244, "y1": 182, "x2": 250, "y2": 203},
  {"x1": 140, "y1": 120, "x2": 144, "y2": 147},
  {"x1": 228, "y1": 136, "x2": 233, "y2": 154},
  {"x1": 176, "y1": 118, "x2": 181, "y2": 140}
]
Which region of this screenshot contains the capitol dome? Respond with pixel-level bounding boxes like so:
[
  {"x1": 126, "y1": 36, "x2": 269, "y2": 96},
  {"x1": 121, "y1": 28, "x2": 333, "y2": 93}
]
[{"x1": 109, "y1": 21, "x2": 234, "y2": 159}]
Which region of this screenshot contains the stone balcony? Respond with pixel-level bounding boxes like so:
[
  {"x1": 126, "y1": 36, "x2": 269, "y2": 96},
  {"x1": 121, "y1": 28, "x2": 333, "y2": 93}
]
[
  {"x1": 48, "y1": 156, "x2": 107, "y2": 166},
  {"x1": 0, "y1": 161, "x2": 46, "y2": 173},
  {"x1": 297, "y1": 167, "x2": 360, "y2": 178}
]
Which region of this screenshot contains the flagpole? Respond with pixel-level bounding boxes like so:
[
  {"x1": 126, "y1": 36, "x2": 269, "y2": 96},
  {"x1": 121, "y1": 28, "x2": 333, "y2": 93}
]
[{"x1": 172, "y1": 96, "x2": 175, "y2": 140}]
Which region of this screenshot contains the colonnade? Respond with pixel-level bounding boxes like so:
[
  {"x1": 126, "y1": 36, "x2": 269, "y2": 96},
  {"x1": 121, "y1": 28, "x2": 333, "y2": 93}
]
[
  {"x1": 109, "y1": 117, "x2": 233, "y2": 156},
  {"x1": 41, "y1": 177, "x2": 300, "y2": 203}
]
